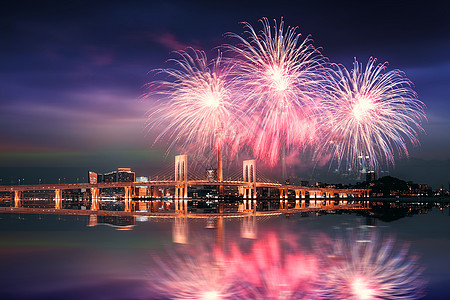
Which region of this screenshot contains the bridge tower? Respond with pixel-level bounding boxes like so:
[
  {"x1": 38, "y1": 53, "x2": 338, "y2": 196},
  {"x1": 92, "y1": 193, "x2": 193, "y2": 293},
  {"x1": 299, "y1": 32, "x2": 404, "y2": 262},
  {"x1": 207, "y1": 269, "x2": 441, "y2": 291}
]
[
  {"x1": 14, "y1": 191, "x2": 21, "y2": 208},
  {"x1": 175, "y1": 155, "x2": 188, "y2": 214},
  {"x1": 54, "y1": 189, "x2": 62, "y2": 209},
  {"x1": 242, "y1": 159, "x2": 256, "y2": 212}
]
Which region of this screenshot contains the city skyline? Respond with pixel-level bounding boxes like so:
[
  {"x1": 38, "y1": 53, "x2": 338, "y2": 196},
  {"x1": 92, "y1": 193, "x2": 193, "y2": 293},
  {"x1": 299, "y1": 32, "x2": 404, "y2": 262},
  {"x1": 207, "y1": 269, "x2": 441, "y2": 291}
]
[{"x1": 2, "y1": 0, "x2": 449, "y2": 189}]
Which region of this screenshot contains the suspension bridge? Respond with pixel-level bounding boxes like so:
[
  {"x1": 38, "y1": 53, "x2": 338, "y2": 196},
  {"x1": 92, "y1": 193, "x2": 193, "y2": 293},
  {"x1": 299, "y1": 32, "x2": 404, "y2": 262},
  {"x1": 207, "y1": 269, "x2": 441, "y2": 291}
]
[{"x1": 0, "y1": 155, "x2": 370, "y2": 214}]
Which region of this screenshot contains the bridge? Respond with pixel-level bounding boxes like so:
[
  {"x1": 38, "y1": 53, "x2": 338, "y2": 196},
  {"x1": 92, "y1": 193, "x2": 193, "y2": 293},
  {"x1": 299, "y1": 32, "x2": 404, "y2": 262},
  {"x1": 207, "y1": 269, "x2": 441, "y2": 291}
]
[{"x1": 0, "y1": 155, "x2": 370, "y2": 213}]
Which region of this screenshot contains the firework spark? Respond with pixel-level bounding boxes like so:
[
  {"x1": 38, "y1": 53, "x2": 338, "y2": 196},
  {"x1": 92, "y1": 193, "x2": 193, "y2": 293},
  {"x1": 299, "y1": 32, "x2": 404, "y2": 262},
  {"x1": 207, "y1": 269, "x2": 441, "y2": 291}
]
[
  {"x1": 225, "y1": 18, "x2": 325, "y2": 166},
  {"x1": 314, "y1": 227, "x2": 426, "y2": 299},
  {"x1": 318, "y1": 58, "x2": 426, "y2": 170},
  {"x1": 145, "y1": 49, "x2": 243, "y2": 159}
]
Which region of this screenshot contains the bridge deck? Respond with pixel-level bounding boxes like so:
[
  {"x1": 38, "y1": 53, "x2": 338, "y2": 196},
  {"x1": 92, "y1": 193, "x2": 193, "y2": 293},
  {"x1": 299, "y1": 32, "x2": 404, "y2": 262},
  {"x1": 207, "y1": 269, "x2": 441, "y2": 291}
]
[{"x1": 0, "y1": 180, "x2": 368, "y2": 194}]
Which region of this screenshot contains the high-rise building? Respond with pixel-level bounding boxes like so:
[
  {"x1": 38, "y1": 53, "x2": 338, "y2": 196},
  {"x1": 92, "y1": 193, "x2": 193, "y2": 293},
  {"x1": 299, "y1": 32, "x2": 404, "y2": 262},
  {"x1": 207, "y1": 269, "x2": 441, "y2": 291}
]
[
  {"x1": 357, "y1": 154, "x2": 375, "y2": 181},
  {"x1": 366, "y1": 170, "x2": 377, "y2": 182},
  {"x1": 94, "y1": 168, "x2": 135, "y2": 183}
]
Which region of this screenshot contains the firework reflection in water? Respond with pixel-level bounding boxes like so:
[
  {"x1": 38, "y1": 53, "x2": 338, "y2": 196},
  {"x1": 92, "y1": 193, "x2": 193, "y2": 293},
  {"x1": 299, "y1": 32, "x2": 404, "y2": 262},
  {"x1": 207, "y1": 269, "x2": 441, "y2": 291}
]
[
  {"x1": 314, "y1": 226, "x2": 426, "y2": 300},
  {"x1": 150, "y1": 228, "x2": 425, "y2": 299},
  {"x1": 150, "y1": 243, "x2": 250, "y2": 299},
  {"x1": 216, "y1": 232, "x2": 318, "y2": 299}
]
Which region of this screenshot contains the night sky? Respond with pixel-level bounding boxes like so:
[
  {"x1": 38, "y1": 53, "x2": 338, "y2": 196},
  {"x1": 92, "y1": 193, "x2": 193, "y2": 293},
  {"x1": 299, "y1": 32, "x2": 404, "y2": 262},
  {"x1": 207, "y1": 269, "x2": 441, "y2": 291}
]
[{"x1": 2, "y1": 0, "x2": 449, "y2": 188}]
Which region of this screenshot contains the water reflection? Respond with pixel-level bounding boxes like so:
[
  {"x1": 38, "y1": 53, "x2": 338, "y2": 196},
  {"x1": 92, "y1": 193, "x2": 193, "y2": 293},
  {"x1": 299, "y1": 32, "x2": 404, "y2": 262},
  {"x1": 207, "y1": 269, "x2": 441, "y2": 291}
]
[
  {"x1": 240, "y1": 215, "x2": 257, "y2": 239},
  {"x1": 1, "y1": 201, "x2": 446, "y2": 299},
  {"x1": 87, "y1": 214, "x2": 135, "y2": 230},
  {"x1": 150, "y1": 225, "x2": 426, "y2": 299},
  {"x1": 173, "y1": 216, "x2": 188, "y2": 244},
  {"x1": 314, "y1": 227, "x2": 426, "y2": 299}
]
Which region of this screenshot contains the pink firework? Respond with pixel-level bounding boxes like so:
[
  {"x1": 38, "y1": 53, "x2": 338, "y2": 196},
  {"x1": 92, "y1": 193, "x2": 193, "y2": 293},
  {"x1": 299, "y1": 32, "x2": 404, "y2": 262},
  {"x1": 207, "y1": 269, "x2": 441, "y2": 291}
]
[
  {"x1": 225, "y1": 18, "x2": 326, "y2": 166},
  {"x1": 318, "y1": 58, "x2": 426, "y2": 170},
  {"x1": 145, "y1": 49, "x2": 243, "y2": 159},
  {"x1": 314, "y1": 228, "x2": 426, "y2": 299}
]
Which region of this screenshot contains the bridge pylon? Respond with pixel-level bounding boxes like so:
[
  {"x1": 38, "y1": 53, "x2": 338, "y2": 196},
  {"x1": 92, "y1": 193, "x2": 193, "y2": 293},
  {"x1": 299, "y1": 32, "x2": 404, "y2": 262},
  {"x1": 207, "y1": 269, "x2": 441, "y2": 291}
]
[
  {"x1": 175, "y1": 155, "x2": 188, "y2": 214},
  {"x1": 242, "y1": 159, "x2": 256, "y2": 212}
]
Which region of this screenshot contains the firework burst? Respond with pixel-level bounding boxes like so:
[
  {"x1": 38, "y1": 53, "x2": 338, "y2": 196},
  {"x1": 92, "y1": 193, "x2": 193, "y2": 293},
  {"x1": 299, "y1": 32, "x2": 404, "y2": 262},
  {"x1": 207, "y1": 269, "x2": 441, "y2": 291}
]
[
  {"x1": 145, "y1": 49, "x2": 243, "y2": 159},
  {"x1": 314, "y1": 227, "x2": 426, "y2": 299},
  {"x1": 318, "y1": 58, "x2": 426, "y2": 170},
  {"x1": 225, "y1": 18, "x2": 326, "y2": 166}
]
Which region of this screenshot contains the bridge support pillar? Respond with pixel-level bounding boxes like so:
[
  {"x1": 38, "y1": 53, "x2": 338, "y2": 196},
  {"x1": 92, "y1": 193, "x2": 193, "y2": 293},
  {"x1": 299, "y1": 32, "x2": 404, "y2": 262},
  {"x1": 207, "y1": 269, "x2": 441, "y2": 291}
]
[
  {"x1": 91, "y1": 188, "x2": 99, "y2": 211},
  {"x1": 316, "y1": 193, "x2": 322, "y2": 207},
  {"x1": 309, "y1": 191, "x2": 315, "y2": 207},
  {"x1": 295, "y1": 190, "x2": 300, "y2": 209},
  {"x1": 279, "y1": 189, "x2": 284, "y2": 209},
  {"x1": 242, "y1": 188, "x2": 254, "y2": 212},
  {"x1": 55, "y1": 189, "x2": 62, "y2": 209},
  {"x1": 124, "y1": 186, "x2": 133, "y2": 212},
  {"x1": 14, "y1": 191, "x2": 21, "y2": 208}
]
